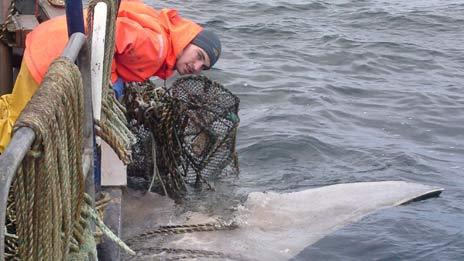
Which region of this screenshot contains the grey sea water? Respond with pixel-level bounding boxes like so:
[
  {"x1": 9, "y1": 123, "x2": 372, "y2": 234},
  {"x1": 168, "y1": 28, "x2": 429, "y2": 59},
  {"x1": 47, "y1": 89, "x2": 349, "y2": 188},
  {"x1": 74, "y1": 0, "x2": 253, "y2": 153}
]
[{"x1": 148, "y1": 0, "x2": 464, "y2": 260}]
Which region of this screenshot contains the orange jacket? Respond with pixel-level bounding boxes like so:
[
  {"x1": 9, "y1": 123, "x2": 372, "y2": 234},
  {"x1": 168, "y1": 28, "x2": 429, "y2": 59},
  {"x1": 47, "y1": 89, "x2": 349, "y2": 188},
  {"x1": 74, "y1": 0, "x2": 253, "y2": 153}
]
[{"x1": 24, "y1": 1, "x2": 202, "y2": 84}]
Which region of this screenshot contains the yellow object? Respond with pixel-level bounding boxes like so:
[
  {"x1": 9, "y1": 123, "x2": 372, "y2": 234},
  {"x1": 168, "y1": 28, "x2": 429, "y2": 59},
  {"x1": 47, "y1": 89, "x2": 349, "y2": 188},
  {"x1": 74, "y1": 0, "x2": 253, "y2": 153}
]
[{"x1": 0, "y1": 61, "x2": 39, "y2": 152}]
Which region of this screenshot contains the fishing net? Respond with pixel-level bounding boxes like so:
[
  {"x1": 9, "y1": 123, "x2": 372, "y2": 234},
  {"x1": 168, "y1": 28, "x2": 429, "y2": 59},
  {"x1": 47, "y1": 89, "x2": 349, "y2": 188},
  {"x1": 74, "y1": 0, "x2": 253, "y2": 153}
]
[{"x1": 124, "y1": 75, "x2": 240, "y2": 198}]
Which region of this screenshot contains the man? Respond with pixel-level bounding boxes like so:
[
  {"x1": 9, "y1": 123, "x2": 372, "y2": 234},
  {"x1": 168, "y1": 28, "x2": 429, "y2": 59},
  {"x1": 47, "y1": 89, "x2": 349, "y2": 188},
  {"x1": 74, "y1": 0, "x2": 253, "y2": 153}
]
[{"x1": 0, "y1": 0, "x2": 221, "y2": 152}]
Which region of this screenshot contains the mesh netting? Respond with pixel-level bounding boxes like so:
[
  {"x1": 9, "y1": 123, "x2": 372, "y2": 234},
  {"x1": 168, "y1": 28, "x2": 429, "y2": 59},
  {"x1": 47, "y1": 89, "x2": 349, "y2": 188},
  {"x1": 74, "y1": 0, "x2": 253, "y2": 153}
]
[{"x1": 124, "y1": 75, "x2": 240, "y2": 197}]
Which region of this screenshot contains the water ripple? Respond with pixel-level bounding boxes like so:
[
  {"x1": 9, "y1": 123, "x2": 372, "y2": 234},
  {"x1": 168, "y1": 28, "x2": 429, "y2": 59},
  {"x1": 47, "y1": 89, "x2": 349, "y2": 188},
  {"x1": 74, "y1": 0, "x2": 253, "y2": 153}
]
[{"x1": 146, "y1": 0, "x2": 464, "y2": 258}]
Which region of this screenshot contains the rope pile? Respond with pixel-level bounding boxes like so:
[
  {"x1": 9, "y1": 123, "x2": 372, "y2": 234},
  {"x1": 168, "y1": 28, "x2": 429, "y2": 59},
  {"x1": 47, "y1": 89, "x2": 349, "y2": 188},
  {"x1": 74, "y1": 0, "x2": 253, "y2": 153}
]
[{"x1": 5, "y1": 58, "x2": 86, "y2": 259}]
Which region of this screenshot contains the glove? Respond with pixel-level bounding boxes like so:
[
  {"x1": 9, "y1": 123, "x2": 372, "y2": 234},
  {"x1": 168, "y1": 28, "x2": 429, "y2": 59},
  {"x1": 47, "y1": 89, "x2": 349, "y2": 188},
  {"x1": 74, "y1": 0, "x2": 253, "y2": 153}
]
[{"x1": 112, "y1": 77, "x2": 124, "y2": 99}]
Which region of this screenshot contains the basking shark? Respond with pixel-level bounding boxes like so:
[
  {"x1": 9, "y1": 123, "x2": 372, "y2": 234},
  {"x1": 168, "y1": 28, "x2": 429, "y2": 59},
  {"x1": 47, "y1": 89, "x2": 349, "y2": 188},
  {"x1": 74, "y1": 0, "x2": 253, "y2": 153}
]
[{"x1": 121, "y1": 181, "x2": 442, "y2": 260}]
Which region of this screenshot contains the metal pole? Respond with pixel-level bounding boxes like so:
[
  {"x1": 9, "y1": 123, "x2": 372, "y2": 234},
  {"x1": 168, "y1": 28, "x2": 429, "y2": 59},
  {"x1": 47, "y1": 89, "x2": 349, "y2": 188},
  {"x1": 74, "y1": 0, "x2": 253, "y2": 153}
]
[
  {"x1": 0, "y1": 0, "x2": 13, "y2": 94},
  {"x1": 0, "y1": 42, "x2": 12, "y2": 95},
  {"x1": 62, "y1": 32, "x2": 86, "y2": 61},
  {"x1": 1, "y1": 0, "x2": 8, "y2": 22},
  {"x1": 65, "y1": 0, "x2": 85, "y2": 36},
  {"x1": 0, "y1": 127, "x2": 35, "y2": 260}
]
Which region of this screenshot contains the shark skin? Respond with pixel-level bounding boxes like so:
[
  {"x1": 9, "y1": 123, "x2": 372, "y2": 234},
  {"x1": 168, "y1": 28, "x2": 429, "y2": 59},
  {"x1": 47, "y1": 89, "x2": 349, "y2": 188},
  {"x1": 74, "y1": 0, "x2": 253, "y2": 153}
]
[{"x1": 122, "y1": 181, "x2": 442, "y2": 261}]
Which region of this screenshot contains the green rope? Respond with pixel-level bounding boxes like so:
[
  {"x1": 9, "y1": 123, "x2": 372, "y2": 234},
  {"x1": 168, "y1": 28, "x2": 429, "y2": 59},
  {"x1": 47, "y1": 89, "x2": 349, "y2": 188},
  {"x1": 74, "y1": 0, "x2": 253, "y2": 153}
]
[
  {"x1": 86, "y1": 0, "x2": 136, "y2": 164},
  {"x1": 88, "y1": 202, "x2": 136, "y2": 256},
  {"x1": 6, "y1": 57, "x2": 86, "y2": 259}
]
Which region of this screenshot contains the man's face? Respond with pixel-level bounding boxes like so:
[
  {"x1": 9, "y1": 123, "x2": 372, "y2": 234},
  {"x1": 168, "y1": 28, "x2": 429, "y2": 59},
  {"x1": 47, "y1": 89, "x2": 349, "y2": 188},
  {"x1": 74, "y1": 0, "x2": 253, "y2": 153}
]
[{"x1": 176, "y1": 44, "x2": 211, "y2": 75}]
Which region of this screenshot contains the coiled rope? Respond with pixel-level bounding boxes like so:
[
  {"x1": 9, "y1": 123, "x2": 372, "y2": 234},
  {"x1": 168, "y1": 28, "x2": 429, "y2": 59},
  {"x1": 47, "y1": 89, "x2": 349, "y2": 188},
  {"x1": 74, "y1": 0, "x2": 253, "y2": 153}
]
[{"x1": 5, "y1": 57, "x2": 85, "y2": 260}]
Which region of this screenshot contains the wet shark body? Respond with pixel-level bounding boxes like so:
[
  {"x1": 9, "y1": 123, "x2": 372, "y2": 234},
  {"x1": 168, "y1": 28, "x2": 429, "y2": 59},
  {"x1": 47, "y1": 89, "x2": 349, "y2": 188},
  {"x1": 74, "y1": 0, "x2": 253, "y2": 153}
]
[{"x1": 122, "y1": 181, "x2": 442, "y2": 260}]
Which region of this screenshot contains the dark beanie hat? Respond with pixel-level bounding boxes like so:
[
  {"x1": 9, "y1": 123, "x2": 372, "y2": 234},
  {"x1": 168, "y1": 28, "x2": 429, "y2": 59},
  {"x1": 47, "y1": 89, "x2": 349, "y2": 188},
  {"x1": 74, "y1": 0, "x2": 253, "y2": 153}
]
[{"x1": 191, "y1": 30, "x2": 221, "y2": 69}]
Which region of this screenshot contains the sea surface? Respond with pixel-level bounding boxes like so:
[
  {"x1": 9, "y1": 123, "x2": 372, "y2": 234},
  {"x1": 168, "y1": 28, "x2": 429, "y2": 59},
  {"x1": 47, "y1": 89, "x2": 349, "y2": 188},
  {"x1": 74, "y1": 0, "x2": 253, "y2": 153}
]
[{"x1": 147, "y1": 0, "x2": 464, "y2": 260}]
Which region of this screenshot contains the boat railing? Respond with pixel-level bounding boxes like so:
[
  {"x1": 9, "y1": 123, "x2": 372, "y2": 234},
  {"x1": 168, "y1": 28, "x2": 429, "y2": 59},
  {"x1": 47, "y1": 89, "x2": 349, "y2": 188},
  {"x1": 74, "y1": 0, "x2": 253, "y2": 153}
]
[{"x1": 0, "y1": 31, "x2": 95, "y2": 260}]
